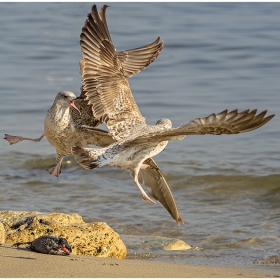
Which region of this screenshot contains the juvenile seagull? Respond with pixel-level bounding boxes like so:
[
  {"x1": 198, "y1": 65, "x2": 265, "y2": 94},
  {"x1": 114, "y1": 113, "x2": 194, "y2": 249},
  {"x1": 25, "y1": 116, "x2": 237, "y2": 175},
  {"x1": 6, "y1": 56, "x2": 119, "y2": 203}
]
[
  {"x1": 5, "y1": 91, "x2": 115, "y2": 177},
  {"x1": 4, "y1": 5, "x2": 164, "y2": 177},
  {"x1": 76, "y1": 4, "x2": 183, "y2": 224},
  {"x1": 70, "y1": 6, "x2": 275, "y2": 210},
  {"x1": 4, "y1": 5, "x2": 183, "y2": 224},
  {"x1": 72, "y1": 109, "x2": 274, "y2": 204}
]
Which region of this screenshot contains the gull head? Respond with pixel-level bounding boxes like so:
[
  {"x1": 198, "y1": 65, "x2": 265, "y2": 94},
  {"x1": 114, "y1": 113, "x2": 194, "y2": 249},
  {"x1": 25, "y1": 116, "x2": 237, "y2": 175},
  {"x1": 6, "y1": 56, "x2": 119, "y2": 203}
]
[
  {"x1": 54, "y1": 91, "x2": 80, "y2": 113},
  {"x1": 156, "y1": 118, "x2": 172, "y2": 128}
]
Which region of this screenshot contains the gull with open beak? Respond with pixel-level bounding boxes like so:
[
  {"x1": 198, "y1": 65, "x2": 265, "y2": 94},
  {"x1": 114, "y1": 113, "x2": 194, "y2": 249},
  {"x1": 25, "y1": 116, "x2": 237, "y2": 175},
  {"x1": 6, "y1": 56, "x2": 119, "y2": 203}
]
[
  {"x1": 4, "y1": 4, "x2": 164, "y2": 178},
  {"x1": 5, "y1": 90, "x2": 114, "y2": 177}
]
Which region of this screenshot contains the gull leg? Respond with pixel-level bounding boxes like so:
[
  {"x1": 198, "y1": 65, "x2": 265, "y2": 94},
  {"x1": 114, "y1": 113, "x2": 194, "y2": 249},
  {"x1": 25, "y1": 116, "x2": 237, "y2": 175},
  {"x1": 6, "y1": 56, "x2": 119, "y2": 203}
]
[
  {"x1": 132, "y1": 167, "x2": 156, "y2": 204},
  {"x1": 47, "y1": 156, "x2": 63, "y2": 177},
  {"x1": 134, "y1": 177, "x2": 156, "y2": 204},
  {"x1": 4, "y1": 134, "x2": 44, "y2": 145}
]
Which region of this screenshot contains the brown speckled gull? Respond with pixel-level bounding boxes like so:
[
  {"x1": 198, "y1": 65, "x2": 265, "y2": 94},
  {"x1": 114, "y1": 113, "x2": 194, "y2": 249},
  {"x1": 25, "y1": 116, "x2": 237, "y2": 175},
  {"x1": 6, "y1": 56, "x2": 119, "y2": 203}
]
[
  {"x1": 72, "y1": 110, "x2": 274, "y2": 205},
  {"x1": 77, "y1": 4, "x2": 184, "y2": 224},
  {"x1": 4, "y1": 4, "x2": 163, "y2": 176},
  {"x1": 71, "y1": 5, "x2": 275, "y2": 224},
  {"x1": 4, "y1": 4, "x2": 184, "y2": 225}
]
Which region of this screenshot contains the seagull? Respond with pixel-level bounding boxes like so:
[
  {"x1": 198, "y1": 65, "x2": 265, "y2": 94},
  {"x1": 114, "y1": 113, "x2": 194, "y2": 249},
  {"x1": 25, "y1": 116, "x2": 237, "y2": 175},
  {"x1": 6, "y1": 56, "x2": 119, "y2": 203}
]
[
  {"x1": 5, "y1": 91, "x2": 114, "y2": 176},
  {"x1": 4, "y1": 6, "x2": 163, "y2": 176},
  {"x1": 70, "y1": 6, "x2": 275, "y2": 216},
  {"x1": 78, "y1": 4, "x2": 184, "y2": 224},
  {"x1": 4, "y1": 4, "x2": 184, "y2": 225},
  {"x1": 72, "y1": 109, "x2": 274, "y2": 204}
]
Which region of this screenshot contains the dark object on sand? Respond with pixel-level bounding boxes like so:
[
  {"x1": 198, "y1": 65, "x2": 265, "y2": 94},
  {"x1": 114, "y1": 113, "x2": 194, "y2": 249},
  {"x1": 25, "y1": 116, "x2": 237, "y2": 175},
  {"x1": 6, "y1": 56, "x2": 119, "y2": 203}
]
[{"x1": 13, "y1": 235, "x2": 72, "y2": 255}]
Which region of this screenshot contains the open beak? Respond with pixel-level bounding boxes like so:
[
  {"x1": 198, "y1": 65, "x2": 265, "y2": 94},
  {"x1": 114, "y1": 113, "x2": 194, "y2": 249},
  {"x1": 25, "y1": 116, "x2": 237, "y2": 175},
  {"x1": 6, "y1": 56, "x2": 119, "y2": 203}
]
[{"x1": 69, "y1": 100, "x2": 81, "y2": 114}]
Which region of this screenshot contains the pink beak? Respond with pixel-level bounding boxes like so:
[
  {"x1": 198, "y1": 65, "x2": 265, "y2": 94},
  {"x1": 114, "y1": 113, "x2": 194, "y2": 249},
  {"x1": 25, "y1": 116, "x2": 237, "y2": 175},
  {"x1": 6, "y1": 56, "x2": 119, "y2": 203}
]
[{"x1": 69, "y1": 100, "x2": 80, "y2": 114}]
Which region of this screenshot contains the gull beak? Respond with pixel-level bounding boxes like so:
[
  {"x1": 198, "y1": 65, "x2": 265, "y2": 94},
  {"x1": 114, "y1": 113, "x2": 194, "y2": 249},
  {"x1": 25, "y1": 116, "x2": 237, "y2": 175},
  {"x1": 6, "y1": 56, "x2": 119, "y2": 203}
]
[{"x1": 69, "y1": 100, "x2": 81, "y2": 114}]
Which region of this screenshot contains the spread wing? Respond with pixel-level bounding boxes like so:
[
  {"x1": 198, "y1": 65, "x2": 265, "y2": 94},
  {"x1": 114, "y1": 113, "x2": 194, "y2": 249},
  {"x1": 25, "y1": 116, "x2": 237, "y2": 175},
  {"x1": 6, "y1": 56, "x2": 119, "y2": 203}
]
[
  {"x1": 139, "y1": 158, "x2": 184, "y2": 225},
  {"x1": 80, "y1": 4, "x2": 164, "y2": 140},
  {"x1": 122, "y1": 109, "x2": 275, "y2": 147},
  {"x1": 79, "y1": 37, "x2": 163, "y2": 97},
  {"x1": 116, "y1": 36, "x2": 164, "y2": 78}
]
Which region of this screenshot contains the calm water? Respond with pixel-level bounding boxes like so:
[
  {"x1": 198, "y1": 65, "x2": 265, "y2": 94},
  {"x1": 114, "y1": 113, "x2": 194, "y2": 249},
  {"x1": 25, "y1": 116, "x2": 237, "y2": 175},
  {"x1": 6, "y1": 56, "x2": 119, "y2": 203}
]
[{"x1": 0, "y1": 2, "x2": 279, "y2": 270}]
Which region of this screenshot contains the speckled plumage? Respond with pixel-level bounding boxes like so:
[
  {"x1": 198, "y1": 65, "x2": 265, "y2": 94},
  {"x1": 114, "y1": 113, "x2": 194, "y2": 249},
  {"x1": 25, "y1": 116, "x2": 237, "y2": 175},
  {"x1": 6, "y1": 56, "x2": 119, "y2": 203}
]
[
  {"x1": 4, "y1": 4, "x2": 164, "y2": 178},
  {"x1": 4, "y1": 4, "x2": 182, "y2": 225},
  {"x1": 71, "y1": 7, "x2": 275, "y2": 225},
  {"x1": 42, "y1": 91, "x2": 114, "y2": 176},
  {"x1": 72, "y1": 109, "x2": 274, "y2": 220},
  {"x1": 74, "y1": 5, "x2": 185, "y2": 224}
]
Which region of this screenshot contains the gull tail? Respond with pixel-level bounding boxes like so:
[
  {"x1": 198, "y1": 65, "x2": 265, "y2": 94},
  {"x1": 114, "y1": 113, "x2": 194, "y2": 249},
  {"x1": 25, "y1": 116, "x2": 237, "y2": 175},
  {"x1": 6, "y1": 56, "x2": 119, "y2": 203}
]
[{"x1": 71, "y1": 146, "x2": 109, "y2": 170}]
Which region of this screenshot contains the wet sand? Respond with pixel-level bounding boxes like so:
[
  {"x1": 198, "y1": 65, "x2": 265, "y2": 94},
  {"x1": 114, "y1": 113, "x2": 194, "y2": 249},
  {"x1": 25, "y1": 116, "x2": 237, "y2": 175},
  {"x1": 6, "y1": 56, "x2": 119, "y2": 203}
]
[{"x1": 0, "y1": 244, "x2": 277, "y2": 278}]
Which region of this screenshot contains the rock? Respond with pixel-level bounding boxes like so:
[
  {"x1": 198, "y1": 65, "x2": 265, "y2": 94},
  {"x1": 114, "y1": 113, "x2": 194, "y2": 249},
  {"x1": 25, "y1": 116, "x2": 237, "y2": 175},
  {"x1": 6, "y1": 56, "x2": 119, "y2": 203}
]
[
  {"x1": 0, "y1": 210, "x2": 41, "y2": 231},
  {"x1": 0, "y1": 211, "x2": 126, "y2": 259},
  {"x1": 0, "y1": 222, "x2": 5, "y2": 244},
  {"x1": 164, "y1": 239, "x2": 192, "y2": 251}
]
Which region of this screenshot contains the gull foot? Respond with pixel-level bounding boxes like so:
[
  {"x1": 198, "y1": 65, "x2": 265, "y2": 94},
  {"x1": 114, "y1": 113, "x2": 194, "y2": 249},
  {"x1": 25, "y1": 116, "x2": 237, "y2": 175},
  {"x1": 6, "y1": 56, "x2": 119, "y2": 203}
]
[
  {"x1": 142, "y1": 194, "x2": 157, "y2": 205},
  {"x1": 4, "y1": 134, "x2": 23, "y2": 145},
  {"x1": 47, "y1": 165, "x2": 61, "y2": 177}
]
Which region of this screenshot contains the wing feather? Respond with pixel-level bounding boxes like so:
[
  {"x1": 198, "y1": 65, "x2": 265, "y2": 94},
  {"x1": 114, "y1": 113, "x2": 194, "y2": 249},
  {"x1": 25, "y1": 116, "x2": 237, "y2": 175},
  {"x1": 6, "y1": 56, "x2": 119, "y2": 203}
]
[
  {"x1": 80, "y1": 4, "x2": 146, "y2": 140},
  {"x1": 121, "y1": 109, "x2": 275, "y2": 148},
  {"x1": 139, "y1": 158, "x2": 184, "y2": 225},
  {"x1": 79, "y1": 4, "x2": 163, "y2": 140},
  {"x1": 116, "y1": 36, "x2": 164, "y2": 77}
]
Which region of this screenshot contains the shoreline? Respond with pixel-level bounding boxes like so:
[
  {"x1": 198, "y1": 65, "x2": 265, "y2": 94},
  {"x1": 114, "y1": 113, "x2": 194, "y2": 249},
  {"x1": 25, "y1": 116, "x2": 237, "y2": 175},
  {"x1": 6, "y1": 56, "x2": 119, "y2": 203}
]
[{"x1": 0, "y1": 244, "x2": 277, "y2": 278}]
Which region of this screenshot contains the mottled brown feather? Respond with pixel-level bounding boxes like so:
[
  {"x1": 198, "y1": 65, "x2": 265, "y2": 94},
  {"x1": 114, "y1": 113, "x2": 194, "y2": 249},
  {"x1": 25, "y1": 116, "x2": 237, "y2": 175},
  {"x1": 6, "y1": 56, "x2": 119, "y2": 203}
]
[
  {"x1": 119, "y1": 109, "x2": 275, "y2": 148},
  {"x1": 139, "y1": 158, "x2": 184, "y2": 225},
  {"x1": 80, "y1": 4, "x2": 164, "y2": 141}
]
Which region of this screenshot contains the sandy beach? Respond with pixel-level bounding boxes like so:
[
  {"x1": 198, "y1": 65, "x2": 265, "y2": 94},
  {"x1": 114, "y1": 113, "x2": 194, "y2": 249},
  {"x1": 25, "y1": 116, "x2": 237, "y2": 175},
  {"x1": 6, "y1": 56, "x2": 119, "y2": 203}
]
[{"x1": 0, "y1": 244, "x2": 277, "y2": 278}]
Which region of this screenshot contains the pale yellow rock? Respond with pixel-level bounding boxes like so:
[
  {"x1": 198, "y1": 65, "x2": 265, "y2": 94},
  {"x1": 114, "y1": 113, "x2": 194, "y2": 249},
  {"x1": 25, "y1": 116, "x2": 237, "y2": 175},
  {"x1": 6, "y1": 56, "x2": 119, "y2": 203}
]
[
  {"x1": 0, "y1": 222, "x2": 5, "y2": 244},
  {"x1": 164, "y1": 239, "x2": 192, "y2": 251},
  {"x1": 0, "y1": 211, "x2": 126, "y2": 259},
  {"x1": 0, "y1": 210, "x2": 40, "y2": 231}
]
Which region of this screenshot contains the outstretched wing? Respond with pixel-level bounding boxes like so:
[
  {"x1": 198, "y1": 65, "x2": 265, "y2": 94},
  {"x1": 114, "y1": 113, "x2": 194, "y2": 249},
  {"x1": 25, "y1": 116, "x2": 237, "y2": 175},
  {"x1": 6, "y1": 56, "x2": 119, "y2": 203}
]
[
  {"x1": 139, "y1": 158, "x2": 184, "y2": 225},
  {"x1": 79, "y1": 37, "x2": 163, "y2": 97},
  {"x1": 80, "y1": 4, "x2": 164, "y2": 140},
  {"x1": 122, "y1": 109, "x2": 275, "y2": 147},
  {"x1": 116, "y1": 36, "x2": 164, "y2": 77}
]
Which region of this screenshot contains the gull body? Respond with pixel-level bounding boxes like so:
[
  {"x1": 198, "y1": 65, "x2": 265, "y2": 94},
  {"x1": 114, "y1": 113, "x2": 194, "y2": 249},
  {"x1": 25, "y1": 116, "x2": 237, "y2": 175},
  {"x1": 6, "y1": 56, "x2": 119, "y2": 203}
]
[
  {"x1": 4, "y1": 4, "x2": 164, "y2": 177},
  {"x1": 72, "y1": 109, "x2": 274, "y2": 205},
  {"x1": 4, "y1": 4, "x2": 184, "y2": 224},
  {"x1": 70, "y1": 5, "x2": 275, "y2": 224}
]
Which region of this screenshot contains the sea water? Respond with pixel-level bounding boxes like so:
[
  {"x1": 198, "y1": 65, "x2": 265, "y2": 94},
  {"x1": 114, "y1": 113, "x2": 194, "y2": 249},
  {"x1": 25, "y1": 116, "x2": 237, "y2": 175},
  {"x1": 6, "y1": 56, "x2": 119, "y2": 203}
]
[{"x1": 0, "y1": 2, "x2": 279, "y2": 269}]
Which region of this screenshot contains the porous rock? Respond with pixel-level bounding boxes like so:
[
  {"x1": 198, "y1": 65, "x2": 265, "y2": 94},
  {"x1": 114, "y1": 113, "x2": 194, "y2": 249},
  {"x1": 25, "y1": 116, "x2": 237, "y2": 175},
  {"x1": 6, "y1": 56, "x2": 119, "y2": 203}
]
[
  {"x1": 0, "y1": 210, "x2": 41, "y2": 232},
  {"x1": 0, "y1": 211, "x2": 126, "y2": 259}
]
